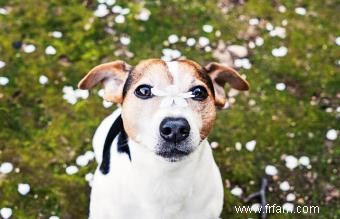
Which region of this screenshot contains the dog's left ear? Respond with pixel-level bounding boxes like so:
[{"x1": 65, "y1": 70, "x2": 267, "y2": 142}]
[
  {"x1": 204, "y1": 62, "x2": 249, "y2": 107},
  {"x1": 78, "y1": 60, "x2": 131, "y2": 103}
]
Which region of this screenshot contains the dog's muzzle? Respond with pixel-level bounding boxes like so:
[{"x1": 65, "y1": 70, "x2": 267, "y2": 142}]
[
  {"x1": 159, "y1": 117, "x2": 190, "y2": 143},
  {"x1": 157, "y1": 117, "x2": 192, "y2": 161}
]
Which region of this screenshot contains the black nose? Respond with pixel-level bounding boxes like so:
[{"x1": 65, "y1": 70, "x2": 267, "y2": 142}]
[{"x1": 160, "y1": 117, "x2": 190, "y2": 143}]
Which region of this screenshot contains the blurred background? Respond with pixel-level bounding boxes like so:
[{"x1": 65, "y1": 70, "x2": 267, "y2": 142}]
[{"x1": 0, "y1": 0, "x2": 339, "y2": 218}]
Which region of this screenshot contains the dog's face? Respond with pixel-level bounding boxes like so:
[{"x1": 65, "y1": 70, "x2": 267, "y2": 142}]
[{"x1": 78, "y1": 59, "x2": 249, "y2": 162}]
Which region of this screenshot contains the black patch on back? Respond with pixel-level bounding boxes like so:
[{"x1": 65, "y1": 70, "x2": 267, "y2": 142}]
[{"x1": 100, "y1": 114, "x2": 131, "y2": 175}]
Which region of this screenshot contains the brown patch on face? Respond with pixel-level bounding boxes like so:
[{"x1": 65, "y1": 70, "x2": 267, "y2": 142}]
[
  {"x1": 175, "y1": 60, "x2": 217, "y2": 139},
  {"x1": 177, "y1": 60, "x2": 215, "y2": 97},
  {"x1": 121, "y1": 59, "x2": 172, "y2": 141},
  {"x1": 122, "y1": 59, "x2": 170, "y2": 97},
  {"x1": 189, "y1": 90, "x2": 216, "y2": 139}
]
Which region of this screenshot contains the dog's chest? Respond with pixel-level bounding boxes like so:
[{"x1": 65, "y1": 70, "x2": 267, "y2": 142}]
[{"x1": 91, "y1": 162, "x2": 202, "y2": 218}]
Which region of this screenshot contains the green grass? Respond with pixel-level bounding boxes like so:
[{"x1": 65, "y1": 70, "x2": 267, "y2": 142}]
[{"x1": 0, "y1": 0, "x2": 339, "y2": 218}]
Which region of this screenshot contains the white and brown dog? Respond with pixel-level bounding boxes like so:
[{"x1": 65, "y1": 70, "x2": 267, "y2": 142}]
[{"x1": 78, "y1": 59, "x2": 249, "y2": 219}]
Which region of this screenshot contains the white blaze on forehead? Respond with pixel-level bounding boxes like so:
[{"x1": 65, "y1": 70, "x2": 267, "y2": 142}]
[{"x1": 165, "y1": 61, "x2": 180, "y2": 84}]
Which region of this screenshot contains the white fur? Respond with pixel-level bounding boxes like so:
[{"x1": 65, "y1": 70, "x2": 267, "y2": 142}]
[{"x1": 90, "y1": 109, "x2": 224, "y2": 219}]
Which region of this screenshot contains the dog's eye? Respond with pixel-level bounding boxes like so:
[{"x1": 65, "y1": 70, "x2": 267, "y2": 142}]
[
  {"x1": 135, "y1": 84, "x2": 153, "y2": 99},
  {"x1": 190, "y1": 86, "x2": 208, "y2": 101}
]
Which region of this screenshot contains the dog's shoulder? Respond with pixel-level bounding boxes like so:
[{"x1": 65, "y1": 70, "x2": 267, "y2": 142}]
[{"x1": 92, "y1": 108, "x2": 122, "y2": 163}]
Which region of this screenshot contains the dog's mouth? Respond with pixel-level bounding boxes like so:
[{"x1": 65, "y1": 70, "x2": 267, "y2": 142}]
[{"x1": 156, "y1": 148, "x2": 191, "y2": 162}]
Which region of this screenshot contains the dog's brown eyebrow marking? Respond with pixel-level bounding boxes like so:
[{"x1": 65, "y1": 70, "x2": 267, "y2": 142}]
[
  {"x1": 177, "y1": 60, "x2": 215, "y2": 97},
  {"x1": 122, "y1": 59, "x2": 168, "y2": 97}
]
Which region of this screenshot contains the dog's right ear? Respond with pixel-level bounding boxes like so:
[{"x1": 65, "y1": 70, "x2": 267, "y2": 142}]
[{"x1": 78, "y1": 60, "x2": 131, "y2": 104}]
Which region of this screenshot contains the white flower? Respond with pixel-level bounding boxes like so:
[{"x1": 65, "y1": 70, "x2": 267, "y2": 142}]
[
  {"x1": 120, "y1": 36, "x2": 131, "y2": 45},
  {"x1": 105, "y1": 0, "x2": 116, "y2": 6},
  {"x1": 85, "y1": 173, "x2": 94, "y2": 182},
  {"x1": 249, "y1": 18, "x2": 259, "y2": 26},
  {"x1": 75, "y1": 89, "x2": 89, "y2": 99},
  {"x1": 65, "y1": 165, "x2": 78, "y2": 175},
  {"x1": 23, "y1": 44, "x2": 36, "y2": 53},
  {"x1": 227, "y1": 45, "x2": 248, "y2": 58},
  {"x1": 210, "y1": 141, "x2": 219, "y2": 149},
  {"x1": 98, "y1": 89, "x2": 105, "y2": 97},
  {"x1": 115, "y1": 14, "x2": 125, "y2": 23},
  {"x1": 51, "y1": 31, "x2": 63, "y2": 38},
  {"x1": 230, "y1": 186, "x2": 243, "y2": 197},
  {"x1": 136, "y1": 8, "x2": 150, "y2": 21},
  {"x1": 279, "y1": 181, "x2": 290, "y2": 191},
  {"x1": 276, "y1": 82, "x2": 286, "y2": 91},
  {"x1": 103, "y1": 100, "x2": 113, "y2": 108},
  {"x1": 204, "y1": 46, "x2": 212, "y2": 52},
  {"x1": 228, "y1": 89, "x2": 239, "y2": 97},
  {"x1": 18, "y1": 183, "x2": 30, "y2": 195},
  {"x1": 272, "y1": 46, "x2": 288, "y2": 57},
  {"x1": 282, "y1": 203, "x2": 294, "y2": 212},
  {"x1": 269, "y1": 27, "x2": 286, "y2": 38},
  {"x1": 241, "y1": 58, "x2": 251, "y2": 69},
  {"x1": 198, "y1": 37, "x2": 209, "y2": 47},
  {"x1": 284, "y1": 155, "x2": 298, "y2": 170},
  {"x1": 168, "y1": 34, "x2": 179, "y2": 44},
  {"x1": 248, "y1": 41, "x2": 256, "y2": 49},
  {"x1": 202, "y1": 24, "x2": 213, "y2": 33},
  {"x1": 245, "y1": 140, "x2": 256, "y2": 151},
  {"x1": 278, "y1": 5, "x2": 286, "y2": 13},
  {"x1": 0, "y1": 208, "x2": 12, "y2": 219},
  {"x1": 235, "y1": 142, "x2": 242, "y2": 151},
  {"x1": 49, "y1": 216, "x2": 60, "y2": 219},
  {"x1": 255, "y1": 37, "x2": 264, "y2": 46},
  {"x1": 39, "y1": 75, "x2": 49, "y2": 85},
  {"x1": 0, "y1": 8, "x2": 9, "y2": 15},
  {"x1": 0, "y1": 60, "x2": 6, "y2": 69},
  {"x1": 45, "y1": 45, "x2": 57, "y2": 55},
  {"x1": 286, "y1": 193, "x2": 296, "y2": 201},
  {"x1": 0, "y1": 162, "x2": 13, "y2": 174},
  {"x1": 186, "y1": 38, "x2": 196, "y2": 47},
  {"x1": 336, "y1": 37, "x2": 340, "y2": 46},
  {"x1": 94, "y1": 4, "x2": 109, "y2": 17},
  {"x1": 161, "y1": 48, "x2": 181, "y2": 61},
  {"x1": 298, "y1": 156, "x2": 310, "y2": 166},
  {"x1": 265, "y1": 165, "x2": 278, "y2": 176},
  {"x1": 112, "y1": 5, "x2": 122, "y2": 13},
  {"x1": 121, "y1": 8, "x2": 130, "y2": 15},
  {"x1": 84, "y1": 151, "x2": 95, "y2": 161},
  {"x1": 266, "y1": 23, "x2": 274, "y2": 31},
  {"x1": 295, "y1": 7, "x2": 306, "y2": 15},
  {"x1": 234, "y1": 58, "x2": 251, "y2": 69},
  {"x1": 0, "y1": 76, "x2": 9, "y2": 86},
  {"x1": 326, "y1": 129, "x2": 337, "y2": 140},
  {"x1": 76, "y1": 155, "x2": 89, "y2": 167}
]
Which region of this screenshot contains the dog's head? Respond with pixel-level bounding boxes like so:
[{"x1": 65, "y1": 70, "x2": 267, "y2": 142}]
[{"x1": 79, "y1": 59, "x2": 249, "y2": 162}]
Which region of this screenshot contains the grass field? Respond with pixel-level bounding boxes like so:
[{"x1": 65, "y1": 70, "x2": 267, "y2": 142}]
[{"x1": 0, "y1": 0, "x2": 339, "y2": 218}]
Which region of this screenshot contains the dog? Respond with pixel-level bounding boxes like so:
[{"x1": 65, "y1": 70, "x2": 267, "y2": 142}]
[{"x1": 78, "y1": 59, "x2": 249, "y2": 219}]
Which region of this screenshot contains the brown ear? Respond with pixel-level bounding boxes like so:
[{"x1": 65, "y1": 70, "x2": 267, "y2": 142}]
[
  {"x1": 78, "y1": 60, "x2": 131, "y2": 103},
  {"x1": 204, "y1": 62, "x2": 249, "y2": 107}
]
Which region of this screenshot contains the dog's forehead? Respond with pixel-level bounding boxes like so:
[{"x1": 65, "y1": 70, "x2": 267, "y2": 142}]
[
  {"x1": 123, "y1": 59, "x2": 214, "y2": 96},
  {"x1": 134, "y1": 59, "x2": 206, "y2": 84}
]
